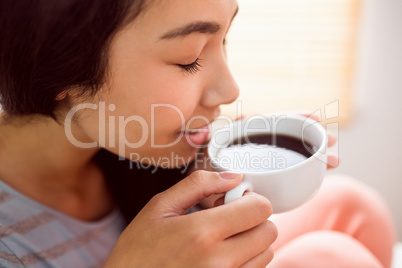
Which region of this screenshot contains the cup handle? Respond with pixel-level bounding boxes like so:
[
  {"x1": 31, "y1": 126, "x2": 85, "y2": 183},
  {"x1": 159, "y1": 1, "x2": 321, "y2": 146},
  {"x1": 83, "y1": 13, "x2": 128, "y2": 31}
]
[{"x1": 224, "y1": 181, "x2": 254, "y2": 204}]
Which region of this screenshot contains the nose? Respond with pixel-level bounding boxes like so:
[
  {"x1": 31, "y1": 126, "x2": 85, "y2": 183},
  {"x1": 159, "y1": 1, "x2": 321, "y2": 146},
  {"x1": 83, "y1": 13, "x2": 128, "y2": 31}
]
[{"x1": 200, "y1": 54, "x2": 240, "y2": 108}]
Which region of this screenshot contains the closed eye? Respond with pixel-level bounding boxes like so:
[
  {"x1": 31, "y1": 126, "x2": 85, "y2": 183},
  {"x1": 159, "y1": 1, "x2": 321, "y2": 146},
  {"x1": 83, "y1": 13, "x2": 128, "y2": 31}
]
[{"x1": 177, "y1": 58, "x2": 202, "y2": 74}]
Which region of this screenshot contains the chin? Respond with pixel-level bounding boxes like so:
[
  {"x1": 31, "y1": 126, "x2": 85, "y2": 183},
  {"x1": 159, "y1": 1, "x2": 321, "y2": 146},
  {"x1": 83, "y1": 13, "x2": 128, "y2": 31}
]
[
  {"x1": 126, "y1": 145, "x2": 199, "y2": 169},
  {"x1": 169, "y1": 143, "x2": 206, "y2": 168}
]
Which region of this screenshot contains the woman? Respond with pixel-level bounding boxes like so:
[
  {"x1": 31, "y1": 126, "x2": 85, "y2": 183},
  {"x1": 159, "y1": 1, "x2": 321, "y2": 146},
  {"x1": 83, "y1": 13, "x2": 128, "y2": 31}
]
[{"x1": 0, "y1": 0, "x2": 395, "y2": 267}]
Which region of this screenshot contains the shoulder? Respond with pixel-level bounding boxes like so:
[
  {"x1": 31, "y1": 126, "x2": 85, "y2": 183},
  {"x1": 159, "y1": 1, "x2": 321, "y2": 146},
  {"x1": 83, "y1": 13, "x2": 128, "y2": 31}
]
[
  {"x1": 0, "y1": 180, "x2": 54, "y2": 224},
  {"x1": 0, "y1": 184, "x2": 51, "y2": 227},
  {"x1": 0, "y1": 239, "x2": 25, "y2": 267}
]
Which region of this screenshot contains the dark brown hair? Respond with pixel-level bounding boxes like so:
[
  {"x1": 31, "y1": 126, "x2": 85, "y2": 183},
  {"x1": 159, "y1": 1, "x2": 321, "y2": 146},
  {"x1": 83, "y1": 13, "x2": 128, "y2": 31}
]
[{"x1": 0, "y1": 0, "x2": 146, "y2": 119}]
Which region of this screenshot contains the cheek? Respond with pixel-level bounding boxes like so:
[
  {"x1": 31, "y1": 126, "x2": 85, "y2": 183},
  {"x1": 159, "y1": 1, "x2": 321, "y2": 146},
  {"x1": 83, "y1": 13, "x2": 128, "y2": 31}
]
[
  {"x1": 112, "y1": 66, "x2": 201, "y2": 125},
  {"x1": 102, "y1": 50, "x2": 204, "y2": 148},
  {"x1": 100, "y1": 88, "x2": 199, "y2": 148}
]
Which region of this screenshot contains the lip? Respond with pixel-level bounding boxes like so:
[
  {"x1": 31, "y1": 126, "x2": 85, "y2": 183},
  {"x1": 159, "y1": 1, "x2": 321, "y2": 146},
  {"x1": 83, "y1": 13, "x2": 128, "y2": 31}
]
[
  {"x1": 181, "y1": 124, "x2": 211, "y2": 147},
  {"x1": 178, "y1": 109, "x2": 221, "y2": 133},
  {"x1": 181, "y1": 124, "x2": 211, "y2": 134},
  {"x1": 177, "y1": 109, "x2": 221, "y2": 147}
]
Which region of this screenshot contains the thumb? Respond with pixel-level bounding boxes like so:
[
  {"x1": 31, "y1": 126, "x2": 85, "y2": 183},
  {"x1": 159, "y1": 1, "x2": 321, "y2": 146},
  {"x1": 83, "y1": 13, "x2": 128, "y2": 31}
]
[{"x1": 149, "y1": 171, "x2": 243, "y2": 217}]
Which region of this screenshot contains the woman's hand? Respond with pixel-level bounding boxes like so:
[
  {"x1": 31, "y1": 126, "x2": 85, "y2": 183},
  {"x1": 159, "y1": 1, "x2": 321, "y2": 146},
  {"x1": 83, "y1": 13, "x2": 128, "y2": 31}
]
[
  {"x1": 104, "y1": 171, "x2": 278, "y2": 268},
  {"x1": 326, "y1": 132, "x2": 339, "y2": 169}
]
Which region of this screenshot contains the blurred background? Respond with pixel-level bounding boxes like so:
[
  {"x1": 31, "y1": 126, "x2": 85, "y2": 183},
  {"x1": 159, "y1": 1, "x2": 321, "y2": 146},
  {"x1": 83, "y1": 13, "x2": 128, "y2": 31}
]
[{"x1": 223, "y1": 0, "x2": 402, "y2": 242}]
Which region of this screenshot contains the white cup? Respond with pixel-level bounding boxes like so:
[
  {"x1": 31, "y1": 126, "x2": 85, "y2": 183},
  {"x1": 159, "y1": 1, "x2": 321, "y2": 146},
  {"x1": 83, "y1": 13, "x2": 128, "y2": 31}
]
[{"x1": 208, "y1": 114, "x2": 327, "y2": 213}]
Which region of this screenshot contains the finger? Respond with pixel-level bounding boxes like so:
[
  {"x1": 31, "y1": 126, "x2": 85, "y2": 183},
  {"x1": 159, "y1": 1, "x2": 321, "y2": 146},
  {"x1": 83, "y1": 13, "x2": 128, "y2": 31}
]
[
  {"x1": 301, "y1": 114, "x2": 338, "y2": 148},
  {"x1": 224, "y1": 220, "x2": 277, "y2": 267},
  {"x1": 300, "y1": 112, "x2": 320, "y2": 122},
  {"x1": 148, "y1": 171, "x2": 243, "y2": 217},
  {"x1": 235, "y1": 114, "x2": 247, "y2": 121},
  {"x1": 213, "y1": 195, "x2": 225, "y2": 207},
  {"x1": 327, "y1": 133, "x2": 337, "y2": 148},
  {"x1": 327, "y1": 154, "x2": 340, "y2": 169},
  {"x1": 197, "y1": 192, "x2": 273, "y2": 239},
  {"x1": 198, "y1": 194, "x2": 224, "y2": 209},
  {"x1": 240, "y1": 247, "x2": 275, "y2": 268}
]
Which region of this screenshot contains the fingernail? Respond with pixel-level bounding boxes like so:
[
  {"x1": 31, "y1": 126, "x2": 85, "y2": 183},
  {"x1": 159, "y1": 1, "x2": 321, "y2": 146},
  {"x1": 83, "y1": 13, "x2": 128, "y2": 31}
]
[
  {"x1": 238, "y1": 114, "x2": 247, "y2": 120},
  {"x1": 327, "y1": 155, "x2": 340, "y2": 168},
  {"x1": 218, "y1": 171, "x2": 242, "y2": 180}
]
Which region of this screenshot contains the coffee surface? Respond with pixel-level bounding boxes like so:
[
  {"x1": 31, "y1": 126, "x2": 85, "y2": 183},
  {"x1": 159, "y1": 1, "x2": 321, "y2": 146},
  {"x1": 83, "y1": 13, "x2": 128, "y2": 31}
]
[
  {"x1": 216, "y1": 134, "x2": 315, "y2": 172},
  {"x1": 232, "y1": 134, "x2": 314, "y2": 158}
]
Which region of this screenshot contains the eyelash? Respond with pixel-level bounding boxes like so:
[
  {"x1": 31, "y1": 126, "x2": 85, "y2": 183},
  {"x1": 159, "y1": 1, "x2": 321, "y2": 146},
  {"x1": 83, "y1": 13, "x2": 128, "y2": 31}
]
[
  {"x1": 176, "y1": 38, "x2": 226, "y2": 74},
  {"x1": 177, "y1": 58, "x2": 202, "y2": 74}
]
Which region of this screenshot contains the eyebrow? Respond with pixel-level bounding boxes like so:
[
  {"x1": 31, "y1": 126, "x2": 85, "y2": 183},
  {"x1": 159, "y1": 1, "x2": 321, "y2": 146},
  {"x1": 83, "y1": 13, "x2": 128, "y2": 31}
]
[
  {"x1": 160, "y1": 21, "x2": 221, "y2": 40},
  {"x1": 159, "y1": 6, "x2": 239, "y2": 40}
]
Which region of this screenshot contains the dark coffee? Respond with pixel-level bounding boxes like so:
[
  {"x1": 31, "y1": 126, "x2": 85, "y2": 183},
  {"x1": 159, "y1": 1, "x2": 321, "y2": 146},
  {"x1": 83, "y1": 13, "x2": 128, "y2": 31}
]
[
  {"x1": 215, "y1": 134, "x2": 316, "y2": 172},
  {"x1": 230, "y1": 134, "x2": 315, "y2": 158}
]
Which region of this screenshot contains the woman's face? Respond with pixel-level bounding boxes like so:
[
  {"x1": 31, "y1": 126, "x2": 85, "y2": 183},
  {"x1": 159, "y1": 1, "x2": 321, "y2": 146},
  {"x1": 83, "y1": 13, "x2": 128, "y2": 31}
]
[{"x1": 70, "y1": 0, "x2": 239, "y2": 167}]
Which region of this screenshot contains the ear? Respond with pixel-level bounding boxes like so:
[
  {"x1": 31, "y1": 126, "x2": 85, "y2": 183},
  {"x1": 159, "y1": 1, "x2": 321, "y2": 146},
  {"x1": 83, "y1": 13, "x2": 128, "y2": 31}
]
[{"x1": 55, "y1": 91, "x2": 68, "y2": 101}]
